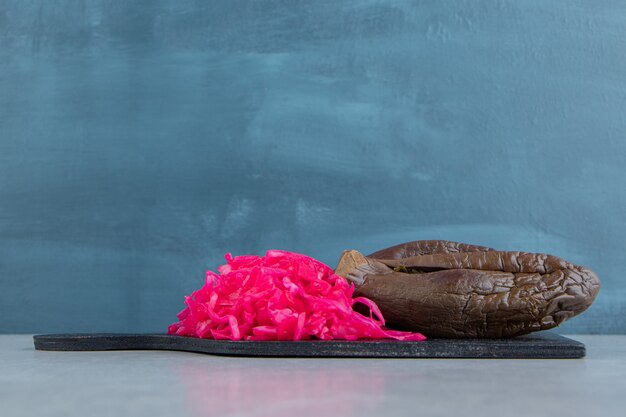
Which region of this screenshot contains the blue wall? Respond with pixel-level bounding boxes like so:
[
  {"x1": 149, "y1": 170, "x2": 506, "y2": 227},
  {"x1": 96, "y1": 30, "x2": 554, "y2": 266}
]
[{"x1": 1, "y1": 0, "x2": 625, "y2": 333}]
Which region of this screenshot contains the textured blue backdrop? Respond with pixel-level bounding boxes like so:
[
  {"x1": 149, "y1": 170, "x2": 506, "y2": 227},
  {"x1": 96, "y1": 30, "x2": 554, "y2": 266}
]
[{"x1": 1, "y1": 0, "x2": 625, "y2": 333}]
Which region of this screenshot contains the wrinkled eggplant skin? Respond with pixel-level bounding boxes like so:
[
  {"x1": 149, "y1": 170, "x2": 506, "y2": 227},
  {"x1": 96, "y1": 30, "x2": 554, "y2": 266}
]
[
  {"x1": 368, "y1": 240, "x2": 496, "y2": 259},
  {"x1": 338, "y1": 240, "x2": 600, "y2": 338}
]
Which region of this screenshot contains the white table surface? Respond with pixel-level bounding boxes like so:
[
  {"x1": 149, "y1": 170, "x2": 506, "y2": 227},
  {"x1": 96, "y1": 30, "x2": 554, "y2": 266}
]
[{"x1": 1, "y1": 334, "x2": 625, "y2": 417}]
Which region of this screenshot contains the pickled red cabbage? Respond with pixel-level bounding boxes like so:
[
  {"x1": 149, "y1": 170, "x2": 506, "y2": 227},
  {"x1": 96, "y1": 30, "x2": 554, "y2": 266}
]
[{"x1": 168, "y1": 250, "x2": 426, "y2": 341}]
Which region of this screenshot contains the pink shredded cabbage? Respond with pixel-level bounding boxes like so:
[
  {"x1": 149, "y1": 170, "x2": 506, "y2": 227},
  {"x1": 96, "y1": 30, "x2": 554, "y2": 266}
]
[{"x1": 168, "y1": 250, "x2": 426, "y2": 341}]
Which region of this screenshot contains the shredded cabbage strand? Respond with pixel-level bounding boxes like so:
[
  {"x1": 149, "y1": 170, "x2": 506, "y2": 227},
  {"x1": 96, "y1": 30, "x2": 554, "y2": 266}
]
[{"x1": 168, "y1": 250, "x2": 426, "y2": 341}]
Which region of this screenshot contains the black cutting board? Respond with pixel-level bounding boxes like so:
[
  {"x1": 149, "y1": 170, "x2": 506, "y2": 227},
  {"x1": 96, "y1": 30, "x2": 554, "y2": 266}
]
[{"x1": 33, "y1": 332, "x2": 584, "y2": 359}]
